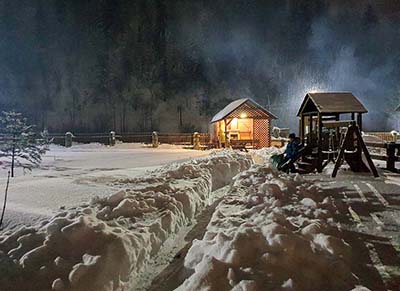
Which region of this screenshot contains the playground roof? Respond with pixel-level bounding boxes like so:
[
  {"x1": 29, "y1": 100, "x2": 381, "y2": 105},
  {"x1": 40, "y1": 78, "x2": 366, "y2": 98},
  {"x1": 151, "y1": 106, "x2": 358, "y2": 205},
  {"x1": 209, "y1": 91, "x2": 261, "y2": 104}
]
[{"x1": 297, "y1": 92, "x2": 368, "y2": 116}]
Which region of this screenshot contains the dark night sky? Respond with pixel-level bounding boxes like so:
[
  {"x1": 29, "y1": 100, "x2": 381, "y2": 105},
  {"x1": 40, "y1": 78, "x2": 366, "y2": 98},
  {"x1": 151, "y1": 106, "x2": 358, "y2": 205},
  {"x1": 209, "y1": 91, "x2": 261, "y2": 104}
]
[{"x1": 1, "y1": 0, "x2": 400, "y2": 132}]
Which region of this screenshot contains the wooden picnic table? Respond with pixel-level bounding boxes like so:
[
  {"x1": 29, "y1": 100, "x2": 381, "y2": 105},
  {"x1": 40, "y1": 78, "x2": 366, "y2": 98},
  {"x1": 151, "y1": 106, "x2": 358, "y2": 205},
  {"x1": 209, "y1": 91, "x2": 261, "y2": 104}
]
[{"x1": 230, "y1": 139, "x2": 259, "y2": 151}]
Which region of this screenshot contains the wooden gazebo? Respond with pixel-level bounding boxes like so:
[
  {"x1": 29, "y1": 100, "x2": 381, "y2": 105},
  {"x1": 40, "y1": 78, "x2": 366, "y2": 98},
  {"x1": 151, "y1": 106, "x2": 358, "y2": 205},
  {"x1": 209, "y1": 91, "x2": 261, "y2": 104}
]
[
  {"x1": 297, "y1": 92, "x2": 378, "y2": 177},
  {"x1": 211, "y1": 98, "x2": 277, "y2": 149}
]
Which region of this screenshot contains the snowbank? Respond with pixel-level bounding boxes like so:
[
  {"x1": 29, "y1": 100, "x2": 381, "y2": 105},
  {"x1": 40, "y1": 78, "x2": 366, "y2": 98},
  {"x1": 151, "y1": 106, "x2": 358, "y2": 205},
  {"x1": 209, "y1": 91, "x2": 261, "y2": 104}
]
[
  {"x1": 251, "y1": 146, "x2": 285, "y2": 164},
  {"x1": 0, "y1": 151, "x2": 252, "y2": 291},
  {"x1": 177, "y1": 164, "x2": 364, "y2": 291}
]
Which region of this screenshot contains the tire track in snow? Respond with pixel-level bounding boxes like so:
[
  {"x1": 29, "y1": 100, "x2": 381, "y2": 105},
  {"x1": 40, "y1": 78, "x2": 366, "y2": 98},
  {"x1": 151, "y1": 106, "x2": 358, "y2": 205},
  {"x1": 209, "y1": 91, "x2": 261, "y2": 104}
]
[
  {"x1": 342, "y1": 191, "x2": 365, "y2": 228},
  {"x1": 363, "y1": 182, "x2": 390, "y2": 207},
  {"x1": 366, "y1": 242, "x2": 392, "y2": 288},
  {"x1": 370, "y1": 213, "x2": 384, "y2": 226},
  {"x1": 353, "y1": 183, "x2": 368, "y2": 203}
]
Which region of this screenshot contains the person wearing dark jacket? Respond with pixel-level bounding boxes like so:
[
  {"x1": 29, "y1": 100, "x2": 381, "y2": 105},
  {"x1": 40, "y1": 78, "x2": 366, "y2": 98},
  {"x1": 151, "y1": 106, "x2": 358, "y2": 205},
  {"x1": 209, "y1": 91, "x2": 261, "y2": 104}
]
[
  {"x1": 282, "y1": 133, "x2": 300, "y2": 172},
  {"x1": 285, "y1": 133, "x2": 300, "y2": 160},
  {"x1": 270, "y1": 133, "x2": 301, "y2": 172}
]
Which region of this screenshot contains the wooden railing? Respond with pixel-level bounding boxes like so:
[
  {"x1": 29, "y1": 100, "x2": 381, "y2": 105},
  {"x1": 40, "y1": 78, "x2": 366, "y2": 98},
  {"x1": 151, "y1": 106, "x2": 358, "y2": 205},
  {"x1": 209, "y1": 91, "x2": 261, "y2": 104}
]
[
  {"x1": 48, "y1": 132, "x2": 210, "y2": 147},
  {"x1": 365, "y1": 141, "x2": 400, "y2": 173},
  {"x1": 365, "y1": 132, "x2": 398, "y2": 143}
]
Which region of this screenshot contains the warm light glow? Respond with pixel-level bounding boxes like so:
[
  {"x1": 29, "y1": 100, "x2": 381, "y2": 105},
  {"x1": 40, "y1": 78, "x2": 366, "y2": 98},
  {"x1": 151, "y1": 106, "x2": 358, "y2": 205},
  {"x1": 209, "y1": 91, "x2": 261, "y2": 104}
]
[
  {"x1": 231, "y1": 118, "x2": 238, "y2": 129},
  {"x1": 240, "y1": 113, "x2": 247, "y2": 118}
]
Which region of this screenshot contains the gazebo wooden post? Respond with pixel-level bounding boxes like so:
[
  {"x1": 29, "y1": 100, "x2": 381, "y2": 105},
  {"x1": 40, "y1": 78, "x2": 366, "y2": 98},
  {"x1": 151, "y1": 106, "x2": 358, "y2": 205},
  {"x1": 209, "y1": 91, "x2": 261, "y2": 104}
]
[
  {"x1": 300, "y1": 115, "x2": 305, "y2": 143},
  {"x1": 357, "y1": 113, "x2": 363, "y2": 131},
  {"x1": 317, "y1": 113, "x2": 323, "y2": 173},
  {"x1": 335, "y1": 113, "x2": 340, "y2": 142},
  {"x1": 224, "y1": 118, "x2": 230, "y2": 148},
  {"x1": 217, "y1": 121, "x2": 222, "y2": 148},
  {"x1": 308, "y1": 113, "x2": 313, "y2": 146}
]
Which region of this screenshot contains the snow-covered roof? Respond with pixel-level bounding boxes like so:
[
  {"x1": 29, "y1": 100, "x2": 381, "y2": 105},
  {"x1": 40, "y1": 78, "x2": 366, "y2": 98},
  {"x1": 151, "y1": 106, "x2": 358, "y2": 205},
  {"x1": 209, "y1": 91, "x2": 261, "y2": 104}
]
[
  {"x1": 297, "y1": 92, "x2": 368, "y2": 116},
  {"x1": 210, "y1": 98, "x2": 278, "y2": 123}
]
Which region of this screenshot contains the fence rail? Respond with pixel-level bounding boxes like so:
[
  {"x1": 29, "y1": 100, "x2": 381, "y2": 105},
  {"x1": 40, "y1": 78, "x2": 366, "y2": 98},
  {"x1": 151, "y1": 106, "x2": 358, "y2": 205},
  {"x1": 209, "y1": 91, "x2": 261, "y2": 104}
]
[
  {"x1": 365, "y1": 132, "x2": 398, "y2": 143},
  {"x1": 365, "y1": 141, "x2": 400, "y2": 173},
  {"x1": 47, "y1": 132, "x2": 211, "y2": 147}
]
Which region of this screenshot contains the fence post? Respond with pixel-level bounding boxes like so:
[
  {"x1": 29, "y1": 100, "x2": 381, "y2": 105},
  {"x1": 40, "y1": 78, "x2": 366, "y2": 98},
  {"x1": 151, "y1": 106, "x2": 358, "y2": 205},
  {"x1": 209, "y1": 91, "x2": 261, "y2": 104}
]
[
  {"x1": 391, "y1": 131, "x2": 399, "y2": 143},
  {"x1": 109, "y1": 131, "x2": 116, "y2": 146},
  {"x1": 387, "y1": 142, "x2": 396, "y2": 172},
  {"x1": 65, "y1": 132, "x2": 73, "y2": 148},
  {"x1": 152, "y1": 131, "x2": 159, "y2": 148},
  {"x1": 193, "y1": 132, "x2": 200, "y2": 150}
]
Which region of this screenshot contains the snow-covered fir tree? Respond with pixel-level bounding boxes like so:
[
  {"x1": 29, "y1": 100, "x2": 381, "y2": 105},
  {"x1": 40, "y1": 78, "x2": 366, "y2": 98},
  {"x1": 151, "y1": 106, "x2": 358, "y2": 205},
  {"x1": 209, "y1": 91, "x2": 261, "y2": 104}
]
[{"x1": 0, "y1": 111, "x2": 49, "y2": 177}]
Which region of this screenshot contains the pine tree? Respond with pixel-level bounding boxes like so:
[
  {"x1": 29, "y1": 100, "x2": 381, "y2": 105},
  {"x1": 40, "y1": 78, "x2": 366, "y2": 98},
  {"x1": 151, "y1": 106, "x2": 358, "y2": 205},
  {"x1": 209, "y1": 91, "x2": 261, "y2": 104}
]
[{"x1": 0, "y1": 111, "x2": 49, "y2": 177}]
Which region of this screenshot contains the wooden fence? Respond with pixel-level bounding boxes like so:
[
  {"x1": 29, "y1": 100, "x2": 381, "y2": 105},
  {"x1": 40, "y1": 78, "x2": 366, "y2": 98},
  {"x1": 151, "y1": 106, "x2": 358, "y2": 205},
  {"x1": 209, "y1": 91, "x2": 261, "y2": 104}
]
[
  {"x1": 365, "y1": 141, "x2": 400, "y2": 173},
  {"x1": 49, "y1": 132, "x2": 211, "y2": 147},
  {"x1": 365, "y1": 132, "x2": 398, "y2": 143}
]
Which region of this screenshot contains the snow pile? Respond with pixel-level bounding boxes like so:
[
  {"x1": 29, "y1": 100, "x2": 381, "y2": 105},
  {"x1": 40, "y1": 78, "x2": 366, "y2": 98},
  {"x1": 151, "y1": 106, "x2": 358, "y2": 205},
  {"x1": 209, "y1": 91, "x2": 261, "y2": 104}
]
[
  {"x1": 251, "y1": 146, "x2": 285, "y2": 164},
  {"x1": 178, "y1": 164, "x2": 363, "y2": 291},
  {"x1": 0, "y1": 151, "x2": 252, "y2": 291}
]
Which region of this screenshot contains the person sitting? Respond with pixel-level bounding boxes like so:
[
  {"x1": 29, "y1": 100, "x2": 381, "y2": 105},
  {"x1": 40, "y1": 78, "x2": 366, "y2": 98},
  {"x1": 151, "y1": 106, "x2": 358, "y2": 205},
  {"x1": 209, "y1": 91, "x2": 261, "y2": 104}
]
[
  {"x1": 280, "y1": 133, "x2": 300, "y2": 172},
  {"x1": 285, "y1": 133, "x2": 300, "y2": 160}
]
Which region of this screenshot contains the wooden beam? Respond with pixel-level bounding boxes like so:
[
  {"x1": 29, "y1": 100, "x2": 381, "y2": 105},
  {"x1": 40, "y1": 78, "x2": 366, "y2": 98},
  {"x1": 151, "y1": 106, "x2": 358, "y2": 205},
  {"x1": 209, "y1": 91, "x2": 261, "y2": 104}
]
[
  {"x1": 365, "y1": 142, "x2": 386, "y2": 149},
  {"x1": 317, "y1": 113, "x2": 323, "y2": 173},
  {"x1": 387, "y1": 143, "x2": 396, "y2": 172},
  {"x1": 332, "y1": 132, "x2": 347, "y2": 178},
  {"x1": 322, "y1": 120, "x2": 354, "y2": 128},
  {"x1": 308, "y1": 114, "x2": 313, "y2": 146},
  {"x1": 224, "y1": 118, "x2": 230, "y2": 148},
  {"x1": 335, "y1": 114, "x2": 340, "y2": 144},
  {"x1": 301, "y1": 111, "x2": 319, "y2": 116},
  {"x1": 300, "y1": 116, "x2": 305, "y2": 142},
  {"x1": 354, "y1": 126, "x2": 379, "y2": 177},
  {"x1": 357, "y1": 113, "x2": 363, "y2": 131}
]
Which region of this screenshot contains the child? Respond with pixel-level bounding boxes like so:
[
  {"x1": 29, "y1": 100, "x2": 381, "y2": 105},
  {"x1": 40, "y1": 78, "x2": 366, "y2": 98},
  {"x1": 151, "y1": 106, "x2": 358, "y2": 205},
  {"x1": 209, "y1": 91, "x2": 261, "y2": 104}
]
[{"x1": 285, "y1": 133, "x2": 300, "y2": 161}]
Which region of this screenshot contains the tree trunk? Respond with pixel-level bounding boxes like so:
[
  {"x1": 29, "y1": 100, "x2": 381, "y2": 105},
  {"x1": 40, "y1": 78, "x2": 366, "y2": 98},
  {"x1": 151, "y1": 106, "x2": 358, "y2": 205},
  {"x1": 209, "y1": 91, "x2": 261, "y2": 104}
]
[
  {"x1": 11, "y1": 135, "x2": 15, "y2": 178},
  {"x1": 0, "y1": 171, "x2": 11, "y2": 227}
]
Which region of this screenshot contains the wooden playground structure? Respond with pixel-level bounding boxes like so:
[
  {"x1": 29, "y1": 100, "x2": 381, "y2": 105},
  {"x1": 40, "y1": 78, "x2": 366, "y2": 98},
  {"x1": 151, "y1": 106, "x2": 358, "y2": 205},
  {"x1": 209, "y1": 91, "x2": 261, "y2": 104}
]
[{"x1": 295, "y1": 92, "x2": 379, "y2": 177}]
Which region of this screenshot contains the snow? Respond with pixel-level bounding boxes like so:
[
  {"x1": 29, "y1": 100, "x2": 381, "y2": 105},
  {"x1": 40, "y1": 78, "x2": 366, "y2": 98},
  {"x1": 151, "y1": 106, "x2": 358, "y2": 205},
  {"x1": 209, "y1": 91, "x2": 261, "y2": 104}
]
[
  {"x1": 0, "y1": 144, "x2": 397, "y2": 290},
  {"x1": 250, "y1": 147, "x2": 285, "y2": 164},
  {"x1": 177, "y1": 164, "x2": 365, "y2": 290},
  {"x1": 0, "y1": 143, "x2": 209, "y2": 229},
  {"x1": 0, "y1": 150, "x2": 252, "y2": 291}
]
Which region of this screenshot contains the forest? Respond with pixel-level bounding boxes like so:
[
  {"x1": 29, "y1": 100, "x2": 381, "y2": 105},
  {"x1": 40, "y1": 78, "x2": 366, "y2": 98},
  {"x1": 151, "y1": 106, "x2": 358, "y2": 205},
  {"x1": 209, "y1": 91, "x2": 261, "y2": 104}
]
[{"x1": 0, "y1": 0, "x2": 399, "y2": 133}]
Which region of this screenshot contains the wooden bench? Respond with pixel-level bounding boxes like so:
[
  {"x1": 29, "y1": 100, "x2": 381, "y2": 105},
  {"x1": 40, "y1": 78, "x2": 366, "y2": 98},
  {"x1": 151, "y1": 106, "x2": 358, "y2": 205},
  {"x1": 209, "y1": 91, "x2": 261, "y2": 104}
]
[{"x1": 230, "y1": 139, "x2": 260, "y2": 151}]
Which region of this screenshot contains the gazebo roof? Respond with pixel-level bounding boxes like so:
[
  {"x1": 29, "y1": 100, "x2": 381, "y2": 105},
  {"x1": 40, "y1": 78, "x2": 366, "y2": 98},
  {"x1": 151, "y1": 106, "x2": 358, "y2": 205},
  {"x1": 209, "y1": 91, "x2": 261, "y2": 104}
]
[
  {"x1": 297, "y1": 92, "x2": 368, "y2": 116},
  {"x1": 211, "y1": 98, "x2": 278, "y2": 123}
]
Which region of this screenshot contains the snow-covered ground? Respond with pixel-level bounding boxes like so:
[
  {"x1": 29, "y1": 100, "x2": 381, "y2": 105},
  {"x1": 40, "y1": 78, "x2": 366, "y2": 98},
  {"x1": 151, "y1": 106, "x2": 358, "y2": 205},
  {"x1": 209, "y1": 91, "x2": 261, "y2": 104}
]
[
  {"x1": 178, "y1": 164, "x2": 361, "y2": 290},
  {"x1": 154, "y1": 149, "x2": 400, "y2": 291},
  {"x1": 0, "y1": 149, "x2": 252, "y2": 291},
  {"x1": 0, "y1": 143, "x2": 209, "y2": 229},
  {"x1": 0, "y1": 145, "x2": 399, "y2": 291}
]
